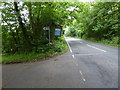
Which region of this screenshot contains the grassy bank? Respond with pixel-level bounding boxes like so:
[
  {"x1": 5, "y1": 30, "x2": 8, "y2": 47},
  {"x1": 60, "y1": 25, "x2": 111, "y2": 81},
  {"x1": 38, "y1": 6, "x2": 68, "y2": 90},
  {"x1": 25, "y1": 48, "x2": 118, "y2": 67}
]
[
  {"x1": 2, "y1": 37, "x2": 68, "y2": 64},
  {"x1": 71, "y1": 36, "x2": 120, "y2": 47}
]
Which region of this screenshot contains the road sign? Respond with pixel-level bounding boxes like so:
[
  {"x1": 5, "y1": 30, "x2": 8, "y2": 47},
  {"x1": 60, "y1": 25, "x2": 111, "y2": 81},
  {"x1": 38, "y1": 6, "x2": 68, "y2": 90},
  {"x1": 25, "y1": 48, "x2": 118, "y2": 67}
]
[
  {"x1": 54, "y1": 28, "x2": 62, "y2": 37},
  {"x1": 43, "y1": 26, "x2": 50, "y2": 30}
]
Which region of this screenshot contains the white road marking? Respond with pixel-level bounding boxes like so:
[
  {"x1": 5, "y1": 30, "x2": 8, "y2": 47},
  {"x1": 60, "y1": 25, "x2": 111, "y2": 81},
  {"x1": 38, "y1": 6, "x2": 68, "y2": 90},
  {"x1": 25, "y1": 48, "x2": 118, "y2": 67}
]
[
  {"x1": 66, "y1": 40, "x2": 73, "y2": 53},
  {"x1": 86, "y1": 44, "x2": 106, "y2": 52},
  {"x1": 71, "y1": 54, "x2": 78, "y2": 66},
  {"x1": 75, "y1": 53, "x2": 102, "y2": 56},
  {"x1": 79, "y1": 70, "x2": 86, "y2": 82},
  {"x1": 72, "y1": 55, "x2": 74, "y2": 58}
]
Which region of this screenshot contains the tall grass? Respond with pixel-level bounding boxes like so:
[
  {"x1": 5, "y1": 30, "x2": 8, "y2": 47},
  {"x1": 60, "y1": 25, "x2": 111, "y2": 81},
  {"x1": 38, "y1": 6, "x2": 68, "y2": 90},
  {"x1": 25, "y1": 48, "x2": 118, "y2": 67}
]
[{"x1": 2, "y1": 37, "x2": 68, "y2": 64}]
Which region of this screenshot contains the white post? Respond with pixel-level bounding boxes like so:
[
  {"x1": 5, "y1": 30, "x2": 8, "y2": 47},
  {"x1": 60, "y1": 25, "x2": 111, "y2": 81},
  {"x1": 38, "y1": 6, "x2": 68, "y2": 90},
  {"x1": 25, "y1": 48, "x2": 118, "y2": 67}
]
[{"x1": 49, "y1": 28, "x2": 50, "y2": 43}]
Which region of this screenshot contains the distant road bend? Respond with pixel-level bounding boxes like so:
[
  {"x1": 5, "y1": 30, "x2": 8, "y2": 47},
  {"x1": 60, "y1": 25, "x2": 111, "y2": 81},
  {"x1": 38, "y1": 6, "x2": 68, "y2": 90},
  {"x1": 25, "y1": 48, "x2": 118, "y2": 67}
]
[{"x1": 3, "y1": 37, "x2": 118, "y2": 88}]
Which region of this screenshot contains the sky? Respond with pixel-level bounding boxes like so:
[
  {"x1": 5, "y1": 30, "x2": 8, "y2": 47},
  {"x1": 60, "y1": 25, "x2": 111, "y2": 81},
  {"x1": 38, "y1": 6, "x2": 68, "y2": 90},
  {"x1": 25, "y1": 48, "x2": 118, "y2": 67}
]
[{"x1": 79, "y1": 0, "x2": 94, "y2": 2}]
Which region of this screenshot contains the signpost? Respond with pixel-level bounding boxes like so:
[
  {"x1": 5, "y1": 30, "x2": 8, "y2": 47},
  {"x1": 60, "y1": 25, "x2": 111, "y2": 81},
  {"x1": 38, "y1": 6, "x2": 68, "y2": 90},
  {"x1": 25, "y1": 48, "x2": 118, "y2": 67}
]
[
  {"x1": 43, "y1": 26, "x2": 50, "y2": 43},
  {"x1": 43, "y1": 25, "x2": 62, "y2": 43}
]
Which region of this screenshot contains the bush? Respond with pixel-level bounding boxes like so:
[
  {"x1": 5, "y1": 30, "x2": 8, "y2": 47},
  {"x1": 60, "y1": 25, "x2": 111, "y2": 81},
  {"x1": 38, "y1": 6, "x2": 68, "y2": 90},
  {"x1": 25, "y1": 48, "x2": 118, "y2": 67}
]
[
  {"x1": 2, "y1": 37, "x2": 68, "y2": 64},
  {"x1": 112, "y1": 37, "x2": 119, "y2": 44}
]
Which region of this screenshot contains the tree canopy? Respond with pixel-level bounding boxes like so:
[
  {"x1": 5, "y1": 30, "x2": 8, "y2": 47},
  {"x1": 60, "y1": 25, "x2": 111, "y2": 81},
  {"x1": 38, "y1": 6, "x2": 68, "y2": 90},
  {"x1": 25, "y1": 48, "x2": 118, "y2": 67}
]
[
  {"x1": 65, "y1": 2, "x2": 119, "y2": 45},
  {"x1": 1, "y1": 2, "x2": 119, "y2": 54},
  {"x1": 1, "y1": 2, "x2": 69, "y2": 53}
]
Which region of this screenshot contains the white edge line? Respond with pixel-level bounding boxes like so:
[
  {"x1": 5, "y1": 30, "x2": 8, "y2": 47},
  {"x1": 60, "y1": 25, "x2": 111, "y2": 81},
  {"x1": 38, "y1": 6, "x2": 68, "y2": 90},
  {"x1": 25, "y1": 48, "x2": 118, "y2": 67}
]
[
  {"x1": 65, "y1": 39, "x2": 73, "y2": 53},
  {"x1": 79, "y1": 70, "x2": 86, "y2": 82},
  {"x1": 64, "y1": 38, "x2": 79, "y2": 67},
  {"x1": 72, "y1": 55, "x2": 79, "y2": 66},
  {"x1": 86, "y1": 44, "x2": 106, "y2": 52},
  {"x1": 72, "y1": 55, "x2": 74, "y2": 58},
  {"x1": 72, "y1": 54, "x2": 79, "y2": 66}
]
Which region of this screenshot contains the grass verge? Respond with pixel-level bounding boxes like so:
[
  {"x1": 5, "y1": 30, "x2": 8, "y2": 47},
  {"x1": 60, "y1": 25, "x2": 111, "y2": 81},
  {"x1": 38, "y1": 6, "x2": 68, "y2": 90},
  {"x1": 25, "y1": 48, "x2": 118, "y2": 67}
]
[
  {"x1": 2, "y1": 37, "x2": 68, "y2": 64},
  {"x1": 71, "y1": 36, "x2": 120, "y2": 47}
]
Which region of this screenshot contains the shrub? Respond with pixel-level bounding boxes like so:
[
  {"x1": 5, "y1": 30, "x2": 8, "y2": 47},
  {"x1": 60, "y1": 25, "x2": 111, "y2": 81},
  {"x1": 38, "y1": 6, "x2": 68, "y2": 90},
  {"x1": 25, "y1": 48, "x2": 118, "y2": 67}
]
[{"x1": 112, "y1": 37, "x2": 119, "y2": 44}]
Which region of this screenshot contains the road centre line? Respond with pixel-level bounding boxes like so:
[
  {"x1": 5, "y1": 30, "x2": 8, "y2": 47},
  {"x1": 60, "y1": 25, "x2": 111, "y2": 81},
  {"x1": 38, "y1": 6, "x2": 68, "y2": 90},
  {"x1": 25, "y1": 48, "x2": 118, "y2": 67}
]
[
  {"x1": 86, "y1": 44, "x2": 106, "y2": 52},
  {"x1": 79, "y1": 70, "x2": 86, "y2": 82}
]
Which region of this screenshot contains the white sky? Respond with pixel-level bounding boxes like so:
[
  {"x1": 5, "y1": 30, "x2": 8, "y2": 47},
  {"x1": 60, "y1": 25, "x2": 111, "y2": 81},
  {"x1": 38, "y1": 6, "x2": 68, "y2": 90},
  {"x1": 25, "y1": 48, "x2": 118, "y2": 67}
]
[{"x1": 79, "y1": 0, "x2": 94, "y2": 2}]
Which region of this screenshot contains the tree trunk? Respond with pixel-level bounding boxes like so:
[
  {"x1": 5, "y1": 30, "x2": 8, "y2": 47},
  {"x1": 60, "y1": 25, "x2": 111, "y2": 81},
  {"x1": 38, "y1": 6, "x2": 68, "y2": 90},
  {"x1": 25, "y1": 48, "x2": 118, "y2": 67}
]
[
  {"x1": 27, "y1": 2, "x2": 36, "y2": 40},
  {"x1": 14, "y1": 2, "x2": 31, "y2": 48}
]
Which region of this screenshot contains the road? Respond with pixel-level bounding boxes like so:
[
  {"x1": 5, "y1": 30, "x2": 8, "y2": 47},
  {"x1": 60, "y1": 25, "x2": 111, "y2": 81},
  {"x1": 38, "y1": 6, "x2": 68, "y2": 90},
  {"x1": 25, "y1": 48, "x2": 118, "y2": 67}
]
[{"x1": 2, "y1": 37, "x2": 118, "y2": 88}]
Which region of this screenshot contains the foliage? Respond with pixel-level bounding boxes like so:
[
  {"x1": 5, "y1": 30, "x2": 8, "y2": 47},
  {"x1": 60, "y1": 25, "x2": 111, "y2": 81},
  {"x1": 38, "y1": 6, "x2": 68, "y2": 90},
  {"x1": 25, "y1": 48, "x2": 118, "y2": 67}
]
[
  {"x1": 1, "y1": 2, "x2": 79, "y2": 54},
  {"x1": 1, "y1": 2, "x2": 119, "y2": 63},
  {"x1": 2, "y1": 37, "x2": 68, "y2": 64},
  {"x1": 65, "y1": 2, "x2": 119, "y2": 46}
]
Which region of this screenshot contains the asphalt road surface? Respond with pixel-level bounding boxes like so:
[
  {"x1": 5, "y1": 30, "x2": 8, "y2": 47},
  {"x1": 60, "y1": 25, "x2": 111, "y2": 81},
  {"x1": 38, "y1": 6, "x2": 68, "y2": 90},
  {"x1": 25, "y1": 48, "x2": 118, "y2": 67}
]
[{"x1": 2, "y1": 37, "x2": 118, "y2": 88}]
